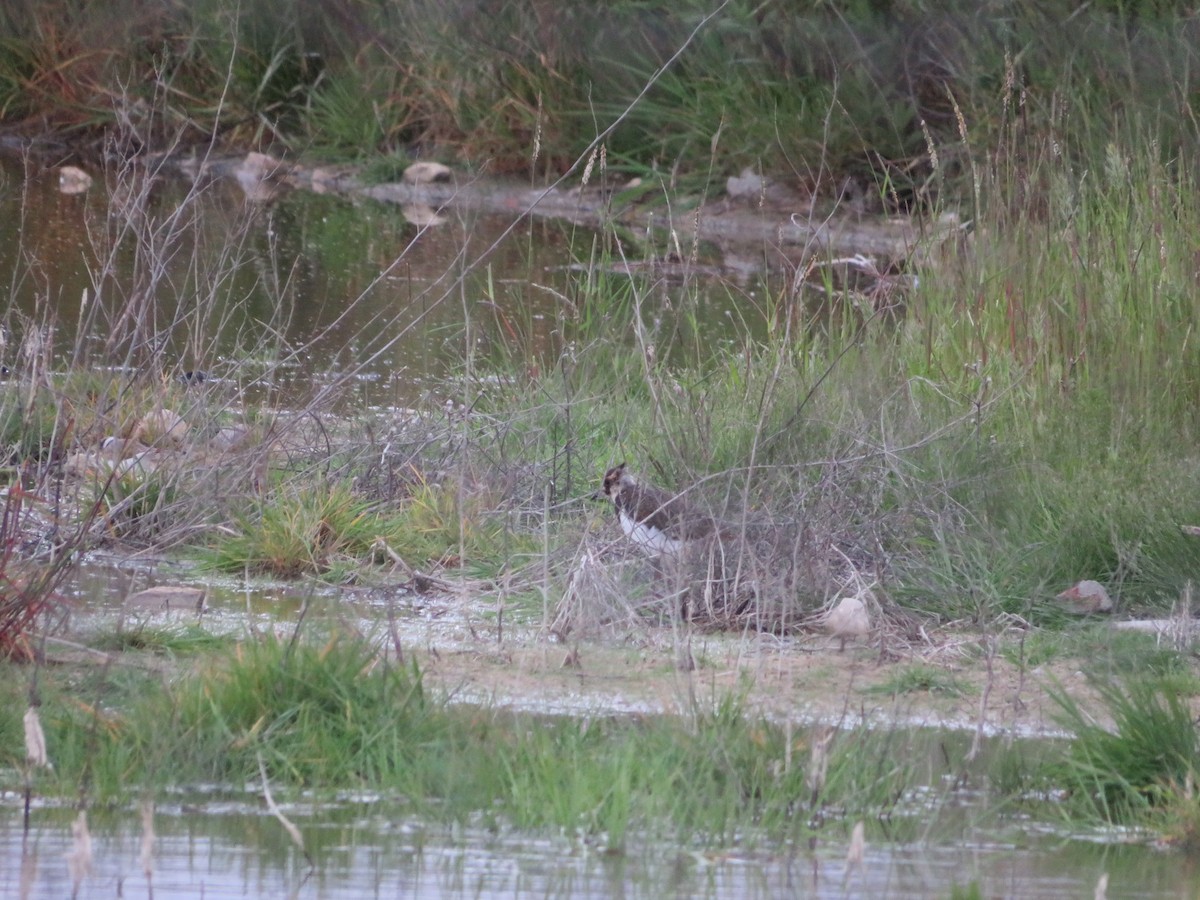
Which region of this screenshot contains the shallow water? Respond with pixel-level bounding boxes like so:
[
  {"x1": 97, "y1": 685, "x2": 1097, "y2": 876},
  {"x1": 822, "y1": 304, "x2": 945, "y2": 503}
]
[
  {"x1": 0, "y1": 154, "x2": 751, "y2": 409},
  {"x1": 9, "y1": 562, "x2": 1194, "y2": 898},
  {"x1": 1, "y1": 795, "x2": 1189, "y2": 899}
]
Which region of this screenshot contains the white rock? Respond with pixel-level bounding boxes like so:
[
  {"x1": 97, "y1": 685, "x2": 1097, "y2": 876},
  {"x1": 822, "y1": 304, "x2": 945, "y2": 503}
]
[
  {"x1": 235, "y1": 152, "x2": 288, "y2": 201},
  {"x1": 725, "y1": 166, "x2": 766, "y2": 199},
  {"x1": 58, "y1": 166, "x2": 93, "y2": 194},
  {"x1": 238, "y1": 151, "x2": 283, "y2": 179},
  {"x1": 401, "y1": 203, "x2": 447, "y2": 226},
  {"x1": 402, "y1": 161, "x2": 452, "y2": 185},
  {"x1": 210, "y1": 425, "x2": 250, "y2": 453}
]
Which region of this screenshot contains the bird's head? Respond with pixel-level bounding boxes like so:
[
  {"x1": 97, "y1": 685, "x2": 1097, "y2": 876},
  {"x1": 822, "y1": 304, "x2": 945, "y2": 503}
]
[{"x1": 591, "y1": 462, "x2": 630, "y2": 502}]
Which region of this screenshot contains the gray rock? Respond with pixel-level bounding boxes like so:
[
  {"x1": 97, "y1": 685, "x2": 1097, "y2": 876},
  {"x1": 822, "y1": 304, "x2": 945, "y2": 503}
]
[
  {"x1": 725, "y1": 166, "x2": 766, "y2": 200},
  {"x1": 402, "y1": 161, "x2": 452, "y2": 185}
]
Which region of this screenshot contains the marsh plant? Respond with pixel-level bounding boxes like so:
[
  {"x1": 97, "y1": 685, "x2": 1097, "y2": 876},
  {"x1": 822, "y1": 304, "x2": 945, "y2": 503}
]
[
  {"x1": 0, "y1": 1, "x2": 1199, "y2": 640},
  {"x1": 3, "y1": 5, "x2": 1200, "y2": 871},
  {"x1": 1051, "y1": 677, "x2": 1200, "y2": 827},
  {"x1": 0, "y1": 475, "x2": 89, "y2": 660},
  {"x1": 4, "y1": 1, "x2": 1200, "y2": 206},
  {"x1": 2, "y1": 627, "x2": 958, "y2": 846}
]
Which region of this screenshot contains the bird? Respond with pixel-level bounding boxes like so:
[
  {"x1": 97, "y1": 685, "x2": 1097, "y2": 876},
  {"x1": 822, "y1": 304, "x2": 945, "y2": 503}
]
[
  {"x1": 1054, "y1": 580, "x2": 1113, "y2": 615},
  {"x1": 594, "y1": 462, "x2": 718, "y2": 557},
  {"x1": 824, "y1": 595, "x2": 871, "y2": 651}
]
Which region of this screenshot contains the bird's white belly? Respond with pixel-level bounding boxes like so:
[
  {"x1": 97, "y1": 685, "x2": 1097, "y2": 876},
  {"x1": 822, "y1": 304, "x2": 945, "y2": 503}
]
[{"x1": 619, "y1": 511, "x2": 684, "y2": 555}]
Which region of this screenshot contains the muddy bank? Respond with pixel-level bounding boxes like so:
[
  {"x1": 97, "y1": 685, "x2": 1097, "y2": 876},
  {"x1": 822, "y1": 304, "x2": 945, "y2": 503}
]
[
  {"x1": 411, "y1": 627, "x2": 1092, "y2": 738},
  {"x1": 47, "y1": 561, "x2": 1094, "y2": 738},
  {"x1": 48, "y1": 608, "x2": 1092, "y2": 737},
  {"x1": 166, "y1": 151, "x2": 960, "y2": 273}
]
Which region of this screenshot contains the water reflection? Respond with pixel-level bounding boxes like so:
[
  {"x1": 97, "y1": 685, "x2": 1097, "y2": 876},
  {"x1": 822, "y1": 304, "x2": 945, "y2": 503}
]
[
  {"x1": 0, "y1": 154, "x2": 752, "y2": 410},
  {"x1": 10, "y1": 560, "x2": 1198, "y2": 899},
  {"x1": 1, "y1": 798, "x2": 1186, "y2": 899}
]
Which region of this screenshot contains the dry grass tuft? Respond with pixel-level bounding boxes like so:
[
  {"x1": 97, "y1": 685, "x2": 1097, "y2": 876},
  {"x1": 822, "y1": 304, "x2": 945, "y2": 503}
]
[{"x1": 555, "y1": 464, "x2": 901, "y2": 636}]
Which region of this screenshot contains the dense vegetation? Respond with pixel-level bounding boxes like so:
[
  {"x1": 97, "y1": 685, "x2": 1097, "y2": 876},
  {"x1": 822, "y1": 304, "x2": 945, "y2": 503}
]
[
  {"x1": 2, "y1": 0, "x2": 1200, "y2": 856},
  {"x1": 1, "y1": 1, "x2": 1197, "y2": 204}
]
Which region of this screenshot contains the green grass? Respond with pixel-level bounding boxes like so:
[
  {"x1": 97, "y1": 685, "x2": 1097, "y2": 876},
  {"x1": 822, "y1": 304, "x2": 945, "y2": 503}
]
[
  {"x1": 358, "y1": 151, "x2": 415, "y2": 185},
  {"x1": 865, "y1": 665, "x2": 972, "y2": 699},
  {"x1": 203, "y1": 481, "x2": 390, "y2": 578},
  {"x1": 201, "y1": 474, "x2": 519, "y2": 580},
  {"x1": 1002, "y1": 627, "x2": 1199, "y2": 691},
  {"x1": 2, "y1": 1, "x2": 1199, "y2": 206},
  {"x1": 1080, "y1": 631, "x2": 1193, "y2": 683},
  {"x1": 87, "y1": 624, "x2": 235, "y2": 655},
  {"x1": 1000, "y1": 627, "x2": 1099, "y2": 671},
  {"x1": 1050, "y1": 676, "x2": 1200, "y2": 825},
  {"x1": 1, "y1": 633, "x2": 959, "y2": 845}
]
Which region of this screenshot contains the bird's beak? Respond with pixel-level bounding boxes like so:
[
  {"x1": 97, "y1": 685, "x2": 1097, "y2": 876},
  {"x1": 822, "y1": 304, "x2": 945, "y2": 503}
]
[{"x1": 589, "y1": 489, "x2": 604, "y2": 502}]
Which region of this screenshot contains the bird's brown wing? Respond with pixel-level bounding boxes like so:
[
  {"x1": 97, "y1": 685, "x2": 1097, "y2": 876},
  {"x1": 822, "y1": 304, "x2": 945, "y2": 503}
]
[{"x1": 635, "y1": 487, "x2": 718, "y2": 539}]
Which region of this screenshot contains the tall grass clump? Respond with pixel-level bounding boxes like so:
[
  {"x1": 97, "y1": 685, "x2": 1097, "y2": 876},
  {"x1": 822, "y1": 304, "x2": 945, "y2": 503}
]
[
  {"x1": 894, "y1": 115, "x2": 1200, "y2": 612},
  {"x1": 166, "y1": 633, "x2": 430, "y2": 787},
  {"x1": 498, "y1": 694, "x2": 928, "y2": 847},
  {"x1": 206, "y1": 481, "x2": 402, "y2": 579},
  {"x1": 13, "y1": 631, "x2": 956, "y2": 844},
  {"x1": 29, "y1": 632, "x2": 433, "y2": 794},
  {"x1": 1050, "y1": 677, "x2": 1200, "y2": 836},
  {"x1": 203, "y1": 470, "x2": 516, "y2": 580}
]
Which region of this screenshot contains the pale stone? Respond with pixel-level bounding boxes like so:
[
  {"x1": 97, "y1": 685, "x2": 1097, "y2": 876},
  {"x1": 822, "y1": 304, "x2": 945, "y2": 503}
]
[
  {"x1": 726, "y1": 166, "x2": 766, "y2": 199},
  {"x1": 64, "y1": 439, "x2": 146, "y2": 478},
  {"x1": 309, "y1": 166, "x2": 349, "y2": 194},
  {"x1": 115, "y1": 449, "x2": 164, "y2": 480},
  {"x1": 235, "y1": 152, "x2": 288, "y2": 201},
  {"x1": 401, "y1": 204, "x2": 447, "y2": 227},
  {"x1": 63, "y1": 450, "x2": 108, "y2": 479},
  {"x1": 402, "y1": 161, "x2": 452, "y2": 185},
  {"x1": 238, "y1": 151, "x2": 283, "y2": 179},
  {"x1": 58, "y1": 166, "x2": 93, "y2": 194},
  {"x1": 209, "y1": 425, "x2": 250, "y2": 453}
]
